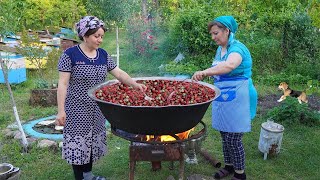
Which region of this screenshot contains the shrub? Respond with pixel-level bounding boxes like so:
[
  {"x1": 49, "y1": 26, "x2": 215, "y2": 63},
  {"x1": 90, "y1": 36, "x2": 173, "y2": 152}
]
[
  {"x1": 280, "y1": 10, "x2": 320, "y2": 80},
  {"x1": 267, "y1": 97, "x2": 320, "y2": 126},
  {"x1": 254, "y1": 73, "x2": 311, "y2": 86},
  {"x1": 307, "y1": 80, "x2": 320, "y2": 96},
  {"x1": 243, "y1": 32, "x2": 284, "y2": 75},
  {"x1": 163, "y1": 61, "x2": 197, "y2": 77},
  {"x1": 162, "y1": 55, "x2": 211, "y2": 76},
  {"x1": 284, "y1": 11, "x2": 319, "y2": 60},
  {"x1": 167, "y1": 7, "x2": 212, "y2": 56},
  {"x1": 125, "y1": 14, "x2": 160, "y2": 57}
]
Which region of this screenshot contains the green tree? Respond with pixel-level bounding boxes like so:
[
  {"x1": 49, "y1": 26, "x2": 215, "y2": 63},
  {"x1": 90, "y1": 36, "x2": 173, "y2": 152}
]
[
  {"x1": 22, "y1": 0, "x2": 86, "y2": 30},
  {"x1": 85, "y1": 0, "x2": 138, "y2": 27},
  {"x1": 16, "y1": 29, "x2": 48, "y2": 83},
  {"x1": 307, "y1": 0, "x2": 320, "y2": 28},
  {"x1": 0, "y1": 0, "x2": 25, "y2": 36}
]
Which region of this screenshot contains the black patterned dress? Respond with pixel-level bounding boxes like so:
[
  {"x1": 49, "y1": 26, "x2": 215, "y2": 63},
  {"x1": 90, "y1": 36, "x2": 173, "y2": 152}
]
[{"x1": 58, "y1": 45, "x2": 116, "y2": 165}]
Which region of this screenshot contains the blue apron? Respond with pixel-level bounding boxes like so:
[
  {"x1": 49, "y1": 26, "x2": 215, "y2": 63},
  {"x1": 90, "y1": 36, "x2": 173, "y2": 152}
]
[{"x1": 212, "y1": 76, "x2": 255, "y2": 133}]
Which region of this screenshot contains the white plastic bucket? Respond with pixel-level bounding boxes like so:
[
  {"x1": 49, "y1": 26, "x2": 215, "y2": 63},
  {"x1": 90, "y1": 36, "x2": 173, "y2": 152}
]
[{"x1": 258, "y1": 120, "x2": 284, "y2": 160}]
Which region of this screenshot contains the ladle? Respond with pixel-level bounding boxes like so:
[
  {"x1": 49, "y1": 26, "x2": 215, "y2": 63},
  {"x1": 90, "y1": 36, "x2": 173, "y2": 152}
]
[{"x1": 144, "y1": 93, "x2": 154, "y2": 101}]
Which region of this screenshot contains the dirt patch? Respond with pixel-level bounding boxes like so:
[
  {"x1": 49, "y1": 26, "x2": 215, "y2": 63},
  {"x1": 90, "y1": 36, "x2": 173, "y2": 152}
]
[{"x1": 258, "y1": 94, "x2": 320, "y2": 116}]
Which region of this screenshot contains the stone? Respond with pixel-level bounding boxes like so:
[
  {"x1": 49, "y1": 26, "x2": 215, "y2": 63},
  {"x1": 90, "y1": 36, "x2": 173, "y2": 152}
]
[
  {"x1": 26, "y1": 137, "x2": 37, "y2": 145},
  {"x1": 37, "y1": 139, "x2": 57, "y2": 148},
  {"x1": 58, "y1": 142, "x2": 63, "y2": 148},
  {"x1": 4, "y1": 129, "x2": 15, "y2": 138},
  {"x1": 6, "y1": 121, "x2": 25, "y2": 130},
  {"x1": 13, "y1": 131, "x2": 23, "y2": 140}
]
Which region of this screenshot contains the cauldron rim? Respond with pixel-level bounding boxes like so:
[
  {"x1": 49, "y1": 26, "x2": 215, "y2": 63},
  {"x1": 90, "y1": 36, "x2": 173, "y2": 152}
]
[{"x1": 88, "y1": 76, "x2": 221, "y2": 108}]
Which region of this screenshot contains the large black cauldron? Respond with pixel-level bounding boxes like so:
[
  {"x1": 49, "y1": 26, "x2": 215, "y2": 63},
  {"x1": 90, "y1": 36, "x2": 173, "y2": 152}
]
[{"x1": 88, "y1": 77, "x2": 220, "y2": 135}]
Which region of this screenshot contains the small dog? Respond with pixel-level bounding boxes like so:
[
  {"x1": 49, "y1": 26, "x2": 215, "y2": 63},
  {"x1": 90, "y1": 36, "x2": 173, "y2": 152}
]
[{"x1": 277, "y1": 82, "x2": 308, "y2": 104}]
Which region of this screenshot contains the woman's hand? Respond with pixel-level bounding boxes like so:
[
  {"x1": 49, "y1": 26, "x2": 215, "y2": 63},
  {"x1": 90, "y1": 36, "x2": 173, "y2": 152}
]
[
  {"x1": 109, "y1": 67, "x2": 147, "y2": 92},
  {"x1": 132, "y1": 82, "x2": 147, "y2": 92},
  {"x1": 55, "y1": 111, "x2": 66, "y2": 126},
  {"x1": 192, "y1": 71, "x2": 206, "y2": 81}
]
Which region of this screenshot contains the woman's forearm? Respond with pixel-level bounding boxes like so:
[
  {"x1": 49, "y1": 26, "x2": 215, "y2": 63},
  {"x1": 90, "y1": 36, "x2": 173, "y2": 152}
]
[
  {"x1": 203, "y1": 53, "x2": 242, "y2": 77},
  {"x1": 57, "y1": 72, "x2": 70, "y2": 113},
  {"x1": 203, "y1": 61, "x2": 234, "y2": 77},
  {"x1": 110, "y1": 67, "x2": 138, "y2": 87},
  {"x1": 57, "y1": 84, "x2": 67, "y2": 113}
]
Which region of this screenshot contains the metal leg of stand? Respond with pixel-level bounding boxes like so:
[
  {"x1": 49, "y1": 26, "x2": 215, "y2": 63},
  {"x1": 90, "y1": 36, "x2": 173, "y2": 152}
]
[
  {"x1": 179, "y1": 159, "x2": 185, "y2": 180},
  {"x1": 129, "y1": 160, "x2": 135, "y2": 180},
  {"x1": 178, "y1": 144, "x2": 185, "y2": 180}
]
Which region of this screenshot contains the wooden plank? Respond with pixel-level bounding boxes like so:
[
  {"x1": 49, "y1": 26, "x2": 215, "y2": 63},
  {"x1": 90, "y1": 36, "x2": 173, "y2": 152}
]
[{"x1": 0, "y1": 44, "x2": 17, "y2": 53}]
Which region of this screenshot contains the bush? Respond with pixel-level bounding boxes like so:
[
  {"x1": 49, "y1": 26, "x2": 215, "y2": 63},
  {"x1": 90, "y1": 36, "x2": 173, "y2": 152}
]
[
  {"x1": 167, "y1": 7, "x2": 212, "y2": 56},
  {"x1": 267, "y1": 97, "x2": 320, "y2": 126},
  {"x1": 285, "y1": 55, "x2": 320, "y2": 80},
  {"x1": 284, "y1": 11, "x2": 319, "y2": 60},
  {"x1": 125, "y1": 14, "x2": 161, "y2": 58},
  {"x1": 254, "y1": 73, "x2": 311, "y2": 86},
  {"x1": 280, "y1": 10, "x2": 320, "y2": 80},
  {"x1": 243, "y1": 32, "x2": 284, "y2": 75},
  {"x1": 306, "y1": 80, "x2": 320, "y2": 96},
  {"x1": 162, "y1": 55, "x2": 212, "y2": 76}
]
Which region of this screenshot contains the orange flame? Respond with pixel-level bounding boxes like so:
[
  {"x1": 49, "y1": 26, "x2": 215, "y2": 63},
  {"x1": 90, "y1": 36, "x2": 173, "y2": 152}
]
[{"x1": 145, "y1": 128, "x2": 194, "y2": 142}]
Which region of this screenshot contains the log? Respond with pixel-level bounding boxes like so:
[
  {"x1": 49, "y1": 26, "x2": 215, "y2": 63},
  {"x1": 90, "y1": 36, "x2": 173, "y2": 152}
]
[{"x1": 199, "y1": 149, "x2": 221, "y2": 168}]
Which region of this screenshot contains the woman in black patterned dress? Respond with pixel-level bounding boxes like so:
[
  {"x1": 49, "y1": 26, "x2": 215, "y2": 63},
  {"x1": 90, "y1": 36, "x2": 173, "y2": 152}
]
[{"x1": 55, "y1": 16, "x2": 146, "y2": 180}]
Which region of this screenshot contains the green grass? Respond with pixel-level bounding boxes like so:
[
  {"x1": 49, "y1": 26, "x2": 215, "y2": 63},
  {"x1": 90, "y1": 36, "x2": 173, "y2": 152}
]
[
  {"x1": 1, "y1": 30, "x2": 320, "y2": 180},
  {"x1": 1, "y1": 108, "x2": 320, "y2": 180}
]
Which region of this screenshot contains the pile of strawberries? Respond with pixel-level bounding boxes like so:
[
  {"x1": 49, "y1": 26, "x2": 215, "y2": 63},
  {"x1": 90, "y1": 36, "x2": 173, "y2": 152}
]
[{"x1": 95, "y1": 79, "x2": 216, "y2": 106}]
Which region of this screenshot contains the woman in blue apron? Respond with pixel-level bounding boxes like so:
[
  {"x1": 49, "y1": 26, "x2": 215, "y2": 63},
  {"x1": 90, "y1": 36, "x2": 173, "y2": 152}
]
[{"x1": 192, "y1": 16, "x2": 257, "y2": 180}]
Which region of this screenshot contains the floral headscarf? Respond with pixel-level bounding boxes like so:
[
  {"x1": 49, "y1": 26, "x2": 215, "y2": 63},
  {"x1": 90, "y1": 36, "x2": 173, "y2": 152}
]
[{"x1": 75, "y1": 16, "x2": 105, "y2": 37}]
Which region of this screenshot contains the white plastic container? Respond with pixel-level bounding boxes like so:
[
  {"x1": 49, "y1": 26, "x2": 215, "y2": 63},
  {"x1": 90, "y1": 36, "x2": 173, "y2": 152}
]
[
  {"x1": 258, "y1": 120, "x2": 284, "y2": 160},
  {"x1": 52, "y1": 37, "x2": 61, "y2": 45}
]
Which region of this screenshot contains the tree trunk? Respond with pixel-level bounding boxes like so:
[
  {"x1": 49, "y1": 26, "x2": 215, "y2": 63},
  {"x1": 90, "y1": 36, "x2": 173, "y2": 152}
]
[
  {"x1": 153, "y1": 0, "x2": 159, "y2": 10},
  {"x1": 0, "y1": 58, "x2": 29, "y2": 151},
  {"x1": 141, "y1": 0, "x2": 148, "y2": 18}
]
